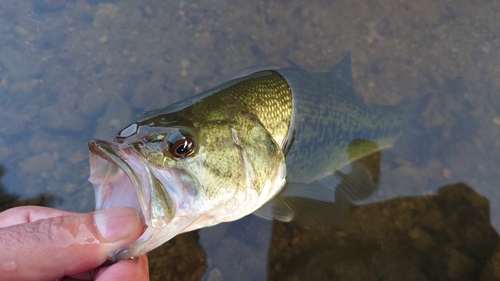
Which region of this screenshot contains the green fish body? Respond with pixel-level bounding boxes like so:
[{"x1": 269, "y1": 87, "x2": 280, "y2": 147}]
[{"x1": 88, "y1": 54, "x2": 426, "y2": 260}]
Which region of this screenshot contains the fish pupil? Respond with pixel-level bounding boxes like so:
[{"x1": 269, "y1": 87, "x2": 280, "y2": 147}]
[{"x1": 171, "y1": 138, "x2": 195, "y2": 158}]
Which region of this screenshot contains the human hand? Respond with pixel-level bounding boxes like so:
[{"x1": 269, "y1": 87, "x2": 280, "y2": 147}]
[{"x1": 0, "y1": 206, "x2": 149, "y2": 281}]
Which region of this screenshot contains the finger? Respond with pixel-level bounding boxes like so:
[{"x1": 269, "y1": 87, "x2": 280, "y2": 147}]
[
  {"x1": 0, "y1": 206, "x2": 76, "y2": 227},
  {"x1": 94, "y1": 255, "x2": 149, "y2": 281},
  {"x1": 0, "y1": 207, "x2": 145, "y2": 281},
  {"x1": 62, "y1": 255, "x2": 149, "y2": 281}
]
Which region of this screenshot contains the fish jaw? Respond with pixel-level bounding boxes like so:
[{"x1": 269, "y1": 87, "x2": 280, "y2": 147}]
[
  {"x1": 88, "y1": 132, "x2": 288, "y2": 260},
  {"x1": 88, "y1": 140, "x2": 200, "y2": 260}
]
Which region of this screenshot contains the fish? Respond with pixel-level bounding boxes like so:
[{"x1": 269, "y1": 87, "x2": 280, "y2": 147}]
[{"x1": 88, "y1": 54, "x2": 429, "y2": 260}]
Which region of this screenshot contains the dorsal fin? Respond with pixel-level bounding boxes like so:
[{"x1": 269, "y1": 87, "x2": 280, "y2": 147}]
[{"x1": 331, "y1": 53, "x2": 353, "y2": 87}]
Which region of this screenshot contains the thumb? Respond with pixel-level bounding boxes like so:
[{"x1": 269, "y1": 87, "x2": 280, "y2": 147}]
[{"x1": 0, "y1": 207, "x2": 145, "y2": 281}]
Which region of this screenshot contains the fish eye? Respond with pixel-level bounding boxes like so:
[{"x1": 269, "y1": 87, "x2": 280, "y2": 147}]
[
  {"x1": 167, "y1": 130, "x2": 196, "y2": 159},
  {"x1": 170, "y1": 138, "x2": 195, "y2": 158}
]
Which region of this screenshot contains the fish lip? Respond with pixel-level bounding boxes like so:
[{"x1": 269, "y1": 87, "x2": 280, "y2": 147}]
[
  {"x1": 88, "y1": 140, "x2": 149, "y2": 221},
  {"x1": 89, "y1": 139, "x2": 181, "y2": 260}
]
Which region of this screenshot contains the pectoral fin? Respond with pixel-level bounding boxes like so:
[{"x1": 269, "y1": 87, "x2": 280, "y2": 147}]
[{"x1": 253, "y1": 160, "x2": 378, "y2": 227}]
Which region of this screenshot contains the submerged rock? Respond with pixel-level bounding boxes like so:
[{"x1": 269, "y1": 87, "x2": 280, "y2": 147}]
[
  {"x1": 148, "y1": 231, "x2": 207, "y2": 281},
  {"x1": 93, "y1": 3, "x2": 119, "y2": 28},
  {"x1": 267, "y1": 183, "x2": 499, "y2": 281},
  {"x1": 0, "y1": 47, "x2": 41, "y2": 81}
]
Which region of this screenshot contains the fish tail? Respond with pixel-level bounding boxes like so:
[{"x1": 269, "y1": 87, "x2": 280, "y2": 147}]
[
  {"x1": 391, "y1": 94, "x2": 433, "y2": 166},
  {"x1": 403, "y1": 93, "x2": 431, "y2": 121}
]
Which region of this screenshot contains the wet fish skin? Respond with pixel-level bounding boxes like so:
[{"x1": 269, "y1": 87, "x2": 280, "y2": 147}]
[
  {"x1": 88, "y1": 54, "x2": 427, "y2": 260},
  {"x1": 89, "y1": 70, "x2": 292, "y2": 259}
]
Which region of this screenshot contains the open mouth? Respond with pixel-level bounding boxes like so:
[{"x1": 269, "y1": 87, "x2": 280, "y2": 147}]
[
  {"x1": 88, "y1": 140, "x2": 204, "y2": 260},
  {"x1": 89, "y1": 140, "x2": 182, "y2": 260},
  {"x1": 88, "y1": 140, "x2": 176, "y2": 227},
  {"x1": 88, "y1": 140, "x2": 146, "y2": 216}
]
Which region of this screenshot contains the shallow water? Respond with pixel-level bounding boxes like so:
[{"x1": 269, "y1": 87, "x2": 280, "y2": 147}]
[{"x1": 0, "y1": 0, "x2": 499, "y2": 280}]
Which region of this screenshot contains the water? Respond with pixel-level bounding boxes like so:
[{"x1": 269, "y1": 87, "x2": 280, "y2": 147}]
[{"x1": 0, "y1": 0, "x2": 499, "y2": 280}]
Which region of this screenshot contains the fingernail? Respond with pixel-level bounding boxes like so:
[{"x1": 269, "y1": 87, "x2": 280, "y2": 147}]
[{"x1": 94, "y1": 207, "x2": 141, "y2": 242}]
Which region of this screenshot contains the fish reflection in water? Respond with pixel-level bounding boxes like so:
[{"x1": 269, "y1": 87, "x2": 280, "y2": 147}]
[{"x1": 88, "y1": 54, "x2": 429, "y2": 260}]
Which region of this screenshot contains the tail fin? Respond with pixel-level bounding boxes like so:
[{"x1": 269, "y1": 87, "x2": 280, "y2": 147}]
[{"x1": 391, "y1": 94, "x2": 432, "y2": 166}]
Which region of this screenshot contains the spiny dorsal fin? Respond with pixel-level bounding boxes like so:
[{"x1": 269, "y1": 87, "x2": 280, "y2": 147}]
[{"x1": 331, "y1": 53, "x2": 353, "y2": 87}]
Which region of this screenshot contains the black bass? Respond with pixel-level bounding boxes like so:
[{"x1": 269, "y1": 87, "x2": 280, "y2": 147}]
[{"x1": 88, "y1": 54, "x2": 427, "y2": 260}]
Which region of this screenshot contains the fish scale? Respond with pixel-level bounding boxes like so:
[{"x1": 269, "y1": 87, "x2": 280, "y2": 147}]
[
  {"x1": 280, "y1": 67, "x2": 413, "y2": 183},
  {"x1": 189, "y1": 71, "x2": 293, "y2": 148}
]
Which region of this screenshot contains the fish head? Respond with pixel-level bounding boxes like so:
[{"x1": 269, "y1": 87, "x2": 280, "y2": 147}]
[{"x1": 88, "y1": 105, "x2": 286, "y2": 260}]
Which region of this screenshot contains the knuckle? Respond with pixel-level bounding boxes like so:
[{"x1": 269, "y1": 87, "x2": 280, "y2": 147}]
[{"x1": 32, "y1": 215, "x2": 83, "y2": 244}]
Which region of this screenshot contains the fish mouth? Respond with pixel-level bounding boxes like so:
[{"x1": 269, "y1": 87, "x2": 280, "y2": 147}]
[
  {"x1": 88, "y1": 140, "x2": 177, "y2": 259},
  {"x1": 88, "y1": 140, "x2": 145, "y2": 215}
]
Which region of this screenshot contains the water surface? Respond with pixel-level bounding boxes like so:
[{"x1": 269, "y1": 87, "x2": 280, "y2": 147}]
[{"x1": 0, "y1": 0, "x2": 499, "y2": 280}]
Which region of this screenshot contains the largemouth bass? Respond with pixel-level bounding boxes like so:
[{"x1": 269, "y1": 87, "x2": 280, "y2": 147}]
[{"x1": 88, "y1": 54, "x2": 428, "y2": 260}]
